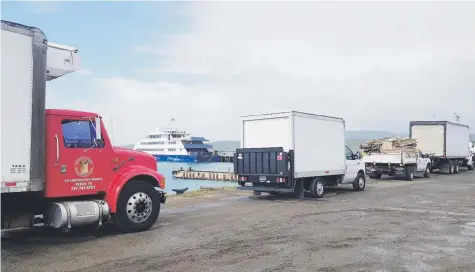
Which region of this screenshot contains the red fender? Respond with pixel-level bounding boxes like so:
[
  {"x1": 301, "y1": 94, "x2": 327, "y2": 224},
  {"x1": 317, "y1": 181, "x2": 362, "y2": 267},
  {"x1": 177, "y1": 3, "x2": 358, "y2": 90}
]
[{"x1": 105, "y1": 165, "x2": 165, "y2": 213}]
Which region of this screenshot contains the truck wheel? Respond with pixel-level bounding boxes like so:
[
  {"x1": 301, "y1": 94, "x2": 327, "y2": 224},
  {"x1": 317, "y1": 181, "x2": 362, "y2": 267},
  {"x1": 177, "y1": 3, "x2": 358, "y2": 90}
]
[
  {"x1": 423, "y1": 165, "x2": 430, "y2": 178},
  {"x1": 404, "y1": 166, "x2": 414, "y2": 181},
  {"x1": 368, "y1": 173, "x2": 382, "y2": 179},
  {"x1": 448, "y1": 160, "x2": 454, "y2": 174},
  {"x1": 352, "y1": 173, "x2": 366, "y2": 191},
  {"x1": 114, "y1": 180, "x2": 160, "y2": 233},
  {"x1": 453, "y1": 162, "x2": 460, "y2": 174},
  {"x1": 310, "y1": 178, "x2": 325, "y2": 198},
  {"x1": 468, "y1": 161, "x2": 475, "y2": 171}
]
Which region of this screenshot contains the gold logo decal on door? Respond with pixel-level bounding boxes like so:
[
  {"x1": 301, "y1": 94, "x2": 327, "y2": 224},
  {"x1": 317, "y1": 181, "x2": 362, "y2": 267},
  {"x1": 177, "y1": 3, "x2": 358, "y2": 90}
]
[{"x1": 74, "y1": 156, "x2": 95, "y2": 177}]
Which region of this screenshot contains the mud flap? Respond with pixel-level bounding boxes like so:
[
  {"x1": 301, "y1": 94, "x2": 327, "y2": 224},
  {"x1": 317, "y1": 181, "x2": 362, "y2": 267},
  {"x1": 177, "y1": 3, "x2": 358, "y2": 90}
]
[
  {"x1": 160, "y1": 192, "x2": 166, "y2": 204},
  {"x1": 294, "y1": 179, "x2": 305, "y2": 199},
  {"x1": 155, "y1": 187, "x2": 166, "y2": 204}
]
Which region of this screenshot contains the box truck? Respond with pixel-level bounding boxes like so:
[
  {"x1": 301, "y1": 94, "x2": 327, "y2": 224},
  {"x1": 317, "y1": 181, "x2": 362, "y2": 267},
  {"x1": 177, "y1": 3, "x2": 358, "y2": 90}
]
[
  {"x1": 234, "y1": 111, "x2": 366, "y2": 199},
  {"x1": 1, "y1": 20, "x2": 166, "y2": 233},
  {"x1": 409, "y1": 121, "x2": 470, "y2": 174}
]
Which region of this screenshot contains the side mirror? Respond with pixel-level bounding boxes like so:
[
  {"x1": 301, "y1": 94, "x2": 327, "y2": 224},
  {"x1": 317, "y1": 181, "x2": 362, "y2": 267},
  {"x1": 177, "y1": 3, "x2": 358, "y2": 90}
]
[
  {"x1": 355, "y1": 151, "x2": 362, "y2": 160},
  {"x1": 95, "y1": 116, "x2": 101, "y2": 140}
]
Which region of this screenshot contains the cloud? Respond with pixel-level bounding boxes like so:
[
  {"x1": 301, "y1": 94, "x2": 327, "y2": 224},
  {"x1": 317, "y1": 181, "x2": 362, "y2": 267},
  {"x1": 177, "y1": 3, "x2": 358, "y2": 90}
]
[
  {"x1": 76, "y1": 68, "x2": 93, "y2": 76},
  {"x1": 55, "y1": 2, "x2": 475, "y2": 145},
  {"x1": 33, "y1": 2, "x2": 61, "y2": 14}
]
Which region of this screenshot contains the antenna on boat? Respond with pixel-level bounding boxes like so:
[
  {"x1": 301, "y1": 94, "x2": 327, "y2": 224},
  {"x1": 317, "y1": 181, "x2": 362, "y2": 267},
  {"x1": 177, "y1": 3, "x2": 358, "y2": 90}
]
[{"x1": 169, "y1": 117, "x2": 175, "y2": 128}]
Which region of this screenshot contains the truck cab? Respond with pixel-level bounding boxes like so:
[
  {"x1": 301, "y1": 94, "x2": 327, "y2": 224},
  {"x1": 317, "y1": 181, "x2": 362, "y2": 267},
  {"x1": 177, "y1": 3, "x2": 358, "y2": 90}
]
[
  {"x1": 44, "y1": 110, "x2": 163, "y2": 199},
  {"x1": 345, "y1": 145, "x2": 364, "y2": 183},
  {"x1": 461, "y1": 142, "x2": 475, "y2": 170}
]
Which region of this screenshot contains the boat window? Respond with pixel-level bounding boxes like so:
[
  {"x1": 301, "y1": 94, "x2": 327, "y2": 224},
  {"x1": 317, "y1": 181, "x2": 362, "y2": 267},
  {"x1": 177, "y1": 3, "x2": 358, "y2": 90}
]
[
  {"x1": 168, "y1": 148, "x2": 176, "y2": 152},
  {"x1": 168, "y1": 141, "x2": 176, "y2": 144},
  {"x1": 61, "y1": 119, "x2": 105, "y2": 149},
  {"x1": 141, "y1": 141, "x2": 165, "y2": 145}
]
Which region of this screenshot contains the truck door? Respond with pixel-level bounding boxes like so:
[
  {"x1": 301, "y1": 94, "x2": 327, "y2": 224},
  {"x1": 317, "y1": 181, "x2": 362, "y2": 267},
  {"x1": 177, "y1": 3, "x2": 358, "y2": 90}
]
[
  {"x1": 416, "y1": 151, "x2": 428, "y2": 172},
  {"x1": 344, "y1": 145, "x2": 360, "y2": 182},
  {"x1": 45, "y1": 114, "x2": 113, "y2": 198}
]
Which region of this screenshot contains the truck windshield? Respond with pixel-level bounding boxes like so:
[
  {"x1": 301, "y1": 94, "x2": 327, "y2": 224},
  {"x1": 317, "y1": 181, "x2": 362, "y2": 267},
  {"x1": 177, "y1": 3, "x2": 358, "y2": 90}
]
[{"x1": 62, "y1": 120, "x2": 103, "y2": 148}]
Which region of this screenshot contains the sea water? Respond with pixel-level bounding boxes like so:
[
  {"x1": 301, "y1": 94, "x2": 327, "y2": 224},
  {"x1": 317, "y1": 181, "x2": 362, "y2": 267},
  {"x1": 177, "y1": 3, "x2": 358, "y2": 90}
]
[{"x1": 157, "y1": 162, "x2": 236, "y2": 194}]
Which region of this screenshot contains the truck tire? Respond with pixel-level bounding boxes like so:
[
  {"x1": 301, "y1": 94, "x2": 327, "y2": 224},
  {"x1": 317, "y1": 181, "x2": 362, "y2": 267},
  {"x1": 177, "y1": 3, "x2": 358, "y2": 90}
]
[
  {"x1": 113, "y1": 180, "x2": 160, "y2": 233},
  {"x1": 352, "y1": 172, "x2": 366, "y2": 191},
  {"x1": 468, "y1": 161, "x2": 475, "y2": 171},
  {"x1": 448, "y1": 160, "x2": 454, "y2": 174},
  {"x1": 453, "y1": 161, "x2": 460, "y2": 174},
  {"x1": 368, "y1": 173, "x2": 382, "y2": 179},
  {"x1": 310, "y1": 178, "x2": 325, "y2": 198},
  {"x1": 404, "y1": 166, "x2": 414, "y2": 181},
  {"x1": 423, "y1": 165, "x2": 430, "y2": 178}
]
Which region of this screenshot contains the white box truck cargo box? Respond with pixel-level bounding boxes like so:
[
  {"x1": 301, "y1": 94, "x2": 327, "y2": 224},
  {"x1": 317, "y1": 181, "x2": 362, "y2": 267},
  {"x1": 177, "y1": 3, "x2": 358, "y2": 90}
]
[
  {"x1": 241, "y1": 111, "x2": 346, "y2": 178},
  {"x1": 1, "y1": 21, "x2": 83, "y2": 193},
  {"x1": 1, "y1": 21, "x2": 48, "y2": 192},
  {"x1": 409, "y1": 121, "x2": 470, "y2": 158}
]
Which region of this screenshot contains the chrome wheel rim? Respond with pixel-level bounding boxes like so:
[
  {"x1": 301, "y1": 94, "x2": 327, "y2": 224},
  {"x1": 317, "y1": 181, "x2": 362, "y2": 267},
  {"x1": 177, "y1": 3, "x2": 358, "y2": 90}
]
[
  {"x1": 126, "y1": 192, "x2": 153, "y2": 223},
  {"x1": 358, "y1": 177, "x2": 365, "y2": 188},
  {"x1": 316, "y1": 182, "x2": 324, "y2": 195}
]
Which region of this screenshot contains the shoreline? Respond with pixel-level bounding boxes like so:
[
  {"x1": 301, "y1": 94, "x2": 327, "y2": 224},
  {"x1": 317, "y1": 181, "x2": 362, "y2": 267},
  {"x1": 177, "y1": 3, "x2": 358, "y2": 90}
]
[{"x1": 167, "y1": 186, "x2": 237, "y2": 199}]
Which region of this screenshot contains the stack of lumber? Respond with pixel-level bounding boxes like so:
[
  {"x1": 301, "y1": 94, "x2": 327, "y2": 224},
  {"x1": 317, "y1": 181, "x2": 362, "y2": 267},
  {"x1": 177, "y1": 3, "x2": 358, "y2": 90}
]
[{"x1": 360, "y1": 137, "x2": 418, "y2": 154}]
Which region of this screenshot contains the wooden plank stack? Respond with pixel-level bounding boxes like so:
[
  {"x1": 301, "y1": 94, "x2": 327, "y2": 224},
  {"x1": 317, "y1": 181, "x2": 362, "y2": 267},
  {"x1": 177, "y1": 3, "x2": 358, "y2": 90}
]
[{"x1": 360, "y1": 137, "x2": 418, "y2": 154}]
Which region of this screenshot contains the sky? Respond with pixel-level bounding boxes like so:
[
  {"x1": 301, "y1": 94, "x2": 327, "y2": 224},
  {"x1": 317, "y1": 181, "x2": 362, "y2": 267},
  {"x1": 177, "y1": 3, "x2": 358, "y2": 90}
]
[{"x1": 2, "y1": 1, "x2": 475, "y2": 145}]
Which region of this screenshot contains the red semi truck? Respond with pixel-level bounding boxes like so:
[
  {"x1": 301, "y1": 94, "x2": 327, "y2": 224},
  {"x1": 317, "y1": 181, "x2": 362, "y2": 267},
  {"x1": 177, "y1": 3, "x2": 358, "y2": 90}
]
[{"x1": 1, "y1": 20, "x2": 166, "y2": 233}]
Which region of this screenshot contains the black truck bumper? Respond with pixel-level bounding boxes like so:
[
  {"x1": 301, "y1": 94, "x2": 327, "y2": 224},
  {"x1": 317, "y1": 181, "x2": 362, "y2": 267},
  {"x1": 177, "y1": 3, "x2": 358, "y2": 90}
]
[
  {"x1": 237, "y1": 185, "x2": 294, "y2": 193},
  {"x1": 366, "y1": 164, "x2": 405, "y2": 177}
]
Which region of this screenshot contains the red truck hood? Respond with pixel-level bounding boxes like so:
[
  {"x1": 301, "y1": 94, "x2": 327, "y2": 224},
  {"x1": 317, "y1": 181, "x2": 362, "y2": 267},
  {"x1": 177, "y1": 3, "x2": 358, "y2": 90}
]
[{"x1": 113, "y1": 147, "x2": 157, "y2": 171}]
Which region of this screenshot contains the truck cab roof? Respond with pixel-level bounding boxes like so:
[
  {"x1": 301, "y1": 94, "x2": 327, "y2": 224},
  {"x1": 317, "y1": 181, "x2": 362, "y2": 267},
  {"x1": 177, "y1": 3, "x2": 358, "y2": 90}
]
[{"x1": 46, "y1": 109, "x2": 100, "y2": 117}]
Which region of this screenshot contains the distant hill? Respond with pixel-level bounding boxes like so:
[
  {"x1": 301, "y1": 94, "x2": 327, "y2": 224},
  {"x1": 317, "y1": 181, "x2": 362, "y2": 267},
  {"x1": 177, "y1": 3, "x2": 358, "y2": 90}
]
[
  {"x1": 345, "y1": 130, "x2": 404, "y2": 140},
  {"x1": 121, "y1": 131, "x2": 473, "y2": 151},
  {"x1": 210, "y1": 130, "x2": 403, "y2": 151},
  {"x1": 209, "y1": 140, "x2": 240, "y2": 151}
]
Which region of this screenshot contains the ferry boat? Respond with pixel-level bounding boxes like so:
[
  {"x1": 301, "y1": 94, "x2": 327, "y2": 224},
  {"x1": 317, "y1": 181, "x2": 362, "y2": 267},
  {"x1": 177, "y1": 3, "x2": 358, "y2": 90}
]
[{"x1": 133, "y1": 126, "x2": 223, "y2": 163}]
